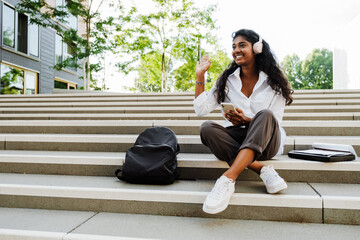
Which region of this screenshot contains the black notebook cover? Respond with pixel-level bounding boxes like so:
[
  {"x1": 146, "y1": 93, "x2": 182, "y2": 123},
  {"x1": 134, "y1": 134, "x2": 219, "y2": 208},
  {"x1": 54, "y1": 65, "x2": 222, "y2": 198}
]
[{"x1": 288, "y1": 149, "x2": 355, "y2": 162}]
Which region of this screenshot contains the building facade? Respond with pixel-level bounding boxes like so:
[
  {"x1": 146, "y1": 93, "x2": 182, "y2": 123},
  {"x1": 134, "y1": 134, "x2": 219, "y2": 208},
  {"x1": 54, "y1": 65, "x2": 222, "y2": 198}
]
[
  {"x1": 333, "y1": 13, "x2": 360, "y2": 90},
  {"x1": 0, "y1": 0, "x2": 85, "y2": 94}
]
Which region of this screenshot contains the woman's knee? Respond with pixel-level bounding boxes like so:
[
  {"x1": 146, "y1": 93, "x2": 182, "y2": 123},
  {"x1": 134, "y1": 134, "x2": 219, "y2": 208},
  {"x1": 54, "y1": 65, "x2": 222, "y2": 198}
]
[
  {"x1": 200, "y1": 121, "x2": 216, "y2": 137},
  {"x1": 254, "y1": 109, "x2": 276, "y2": 122},
  {"x1": 200, "y1": 121, "x2": 226, "y2": 145}
]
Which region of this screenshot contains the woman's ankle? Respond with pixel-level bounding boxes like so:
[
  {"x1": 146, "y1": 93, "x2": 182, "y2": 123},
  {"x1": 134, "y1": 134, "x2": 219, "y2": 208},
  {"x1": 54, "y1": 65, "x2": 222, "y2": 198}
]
[{"x1": 222, "y1": 173, "x2": 237, "y2": 182}]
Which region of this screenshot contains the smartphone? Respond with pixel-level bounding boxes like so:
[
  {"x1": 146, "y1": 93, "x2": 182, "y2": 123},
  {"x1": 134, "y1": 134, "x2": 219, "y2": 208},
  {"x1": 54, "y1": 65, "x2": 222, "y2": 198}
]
[{"x1": 221, "y1": 102, "x2": 236, "y2": 114}]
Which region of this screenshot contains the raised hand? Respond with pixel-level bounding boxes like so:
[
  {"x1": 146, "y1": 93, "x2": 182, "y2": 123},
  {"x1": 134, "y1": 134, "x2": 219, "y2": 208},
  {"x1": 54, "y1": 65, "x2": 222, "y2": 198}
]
[{"x1": 196, "y1": 55, "x2": 211, "y2": 76}]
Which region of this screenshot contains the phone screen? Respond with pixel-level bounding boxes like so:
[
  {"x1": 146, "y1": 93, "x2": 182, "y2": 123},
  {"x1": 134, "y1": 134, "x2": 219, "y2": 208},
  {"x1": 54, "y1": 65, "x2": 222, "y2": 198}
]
[{"x1": 221, "y1": 103, "x2": 236, "y2": 113}]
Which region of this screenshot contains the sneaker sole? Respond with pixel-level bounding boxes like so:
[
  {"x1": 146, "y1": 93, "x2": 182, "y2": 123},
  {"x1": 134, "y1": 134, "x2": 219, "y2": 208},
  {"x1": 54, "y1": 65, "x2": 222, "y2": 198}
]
[
  {"x1": 267, "y1": 182, "x2": 288, "y2": 194},
  {"x1": 202, "y1": 199, "x2": 231, "y2": 214},
  {"x1": 202, "y1": 188, "x2": 234, "y2": 215}
]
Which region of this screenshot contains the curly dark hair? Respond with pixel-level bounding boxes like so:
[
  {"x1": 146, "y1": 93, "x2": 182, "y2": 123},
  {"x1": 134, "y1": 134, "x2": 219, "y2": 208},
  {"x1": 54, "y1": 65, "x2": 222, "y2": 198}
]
[{"x1": 214, "y1": 29, "x2": 293, "y2": 105}]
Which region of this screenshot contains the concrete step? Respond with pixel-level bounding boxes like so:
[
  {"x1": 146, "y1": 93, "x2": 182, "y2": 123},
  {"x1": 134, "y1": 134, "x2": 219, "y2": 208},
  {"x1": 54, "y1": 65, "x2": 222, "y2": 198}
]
[
  {"x1": 1, "y1": 208, "x2": 359, "y2": 240},
  {"x1": 0, "y1": 173, "x2": 322, "y2": 223},
  {"x1": 0, "y1": 133, "x2": 359, "y2": 154},
  {"x1": 284, "y1": 112, "x2": 359, "y2": 120},
  {"x1": 0, "y1": 173, "x2": 359, "y2": 224},
  {"x1": 1, "y1": 88, "x2": 359, "y2": 97},
  {"x1": 1, "y1": 99, "x2": 360, "y2": 107},
  {"x1": 0, "y1": 150, "x2": 359, "y2": 183},
  {"x1": 0, "y1": 106, "x2": 200, "y2": 114},
  {"x1": 285, "y1": 105, "x2": 360, "y2": 113},
  {"x1": 0, "y1": 101, "x2": 195, "y2": 108},
  {"x1": 0, "y1": 113, "x2": 218, "y2": 121},
  {"x1": 0, "y1": 133, "x2": 210, "y2": 153},
  {"x1": 292, "y1": 89, "x2": 360, "y2": 94},
  {"x1": 0, "y1": 90, "x2": 359, "y2": 231},
  {"x1": 0, "y1": 95, "x2": 194, "y2": 103},
  {"x1": 0, "y1": 112, "x2": 357, "y2": 121},
  {"x1": 293, "y1": 93, "x2": 360, "y2": 100},
  {"x1": 1, "y1": 89, "x2": 359, "y2": 99},
  {"x1": 1, "y1": 105, "x2": 359, "y2": 114},
  {"x1": 0, "y1": 92, "x2": 195, "y2": 99},
  {"x1": 0, "y1": 120, "x2": 359, "y2": 136},
  {"x1": 297, "y1": 99, "x2": 360, "y2": 105}
]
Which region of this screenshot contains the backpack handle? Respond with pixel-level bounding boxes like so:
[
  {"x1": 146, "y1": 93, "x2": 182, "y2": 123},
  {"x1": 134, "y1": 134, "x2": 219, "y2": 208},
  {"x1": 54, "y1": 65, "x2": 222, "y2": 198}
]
[{"x1": 115, "y1": 169, "x2": 123, "y2": 180}]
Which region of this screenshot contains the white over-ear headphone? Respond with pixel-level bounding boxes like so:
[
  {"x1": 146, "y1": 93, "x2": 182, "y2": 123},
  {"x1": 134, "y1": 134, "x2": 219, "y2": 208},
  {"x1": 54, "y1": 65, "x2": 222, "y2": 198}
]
[{"x1": 253, "y1": 36, "x2": 263, "y2": 55}]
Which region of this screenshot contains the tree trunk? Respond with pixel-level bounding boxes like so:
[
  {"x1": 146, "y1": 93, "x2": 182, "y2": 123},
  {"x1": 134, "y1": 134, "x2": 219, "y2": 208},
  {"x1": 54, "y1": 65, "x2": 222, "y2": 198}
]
[
  {"x1": 160, "y1": 50, "x2": 165, "y2": 92},
  {"x1": 164, "y1": 72, "x2": 168, "y2": 92},
  {"x1": 87, "y1": 58, "x2": 90, "y2": 90},
  {"x1": 82, "y1": 59, "x2": 87, "y2": 90},
  {"x1": 85, "y1": 17, "x2": 91, "y2": 90}
]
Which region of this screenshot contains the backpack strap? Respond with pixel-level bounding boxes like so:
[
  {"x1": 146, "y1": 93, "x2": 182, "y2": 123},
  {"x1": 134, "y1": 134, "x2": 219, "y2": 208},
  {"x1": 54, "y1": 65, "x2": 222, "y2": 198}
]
[{"x1": 175, "y1": 143, "x2": 181, "y2": 155}]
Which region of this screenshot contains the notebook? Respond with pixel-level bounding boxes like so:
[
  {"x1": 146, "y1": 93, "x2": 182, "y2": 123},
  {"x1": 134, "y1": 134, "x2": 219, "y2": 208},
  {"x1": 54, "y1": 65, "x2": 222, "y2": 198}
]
[{"x1": 288, "y1": 142, "x2": 357, "y2": 162}]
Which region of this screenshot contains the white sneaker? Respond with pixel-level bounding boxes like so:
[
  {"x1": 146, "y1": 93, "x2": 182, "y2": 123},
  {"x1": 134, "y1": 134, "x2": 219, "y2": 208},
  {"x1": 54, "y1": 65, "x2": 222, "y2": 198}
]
[
  {"x1": 202, "y1": 176, "x2": 235, "y2": 214},
  {"x1": 260, "y1": 165, "x2": 287, "y2": 194}
]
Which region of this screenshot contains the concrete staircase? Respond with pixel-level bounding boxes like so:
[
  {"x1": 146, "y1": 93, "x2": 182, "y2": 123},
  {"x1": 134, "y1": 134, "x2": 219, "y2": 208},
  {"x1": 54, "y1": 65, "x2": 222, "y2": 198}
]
[{"x1": 0, "y1": 89, "x2": 360, "y2": 239}]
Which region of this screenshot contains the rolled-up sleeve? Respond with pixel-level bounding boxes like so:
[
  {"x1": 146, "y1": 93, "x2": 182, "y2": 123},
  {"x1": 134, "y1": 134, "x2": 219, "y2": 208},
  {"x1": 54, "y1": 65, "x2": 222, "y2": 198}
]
[{"x1": 193, "y1": 87, "x2": 219, "y2": 116}]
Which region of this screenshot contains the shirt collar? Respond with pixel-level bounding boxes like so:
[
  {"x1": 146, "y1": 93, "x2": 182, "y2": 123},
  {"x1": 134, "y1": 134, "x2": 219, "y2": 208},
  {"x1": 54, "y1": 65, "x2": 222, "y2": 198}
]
[{"x1": 229, "y1": 67, "x2": 268, "y2": 84}]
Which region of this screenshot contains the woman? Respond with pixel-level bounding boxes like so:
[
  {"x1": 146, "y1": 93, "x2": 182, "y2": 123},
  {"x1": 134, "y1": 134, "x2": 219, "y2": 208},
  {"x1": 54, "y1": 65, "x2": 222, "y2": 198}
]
[{"x1": 194, "y1": 29, "x2": 293, "y2": 214}]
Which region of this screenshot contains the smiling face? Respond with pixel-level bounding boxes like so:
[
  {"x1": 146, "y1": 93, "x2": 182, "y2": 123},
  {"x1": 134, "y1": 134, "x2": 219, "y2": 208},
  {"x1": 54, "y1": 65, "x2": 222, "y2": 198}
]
[{"x1": 232, "y1": 35, "x2": 256, "y2": 67}]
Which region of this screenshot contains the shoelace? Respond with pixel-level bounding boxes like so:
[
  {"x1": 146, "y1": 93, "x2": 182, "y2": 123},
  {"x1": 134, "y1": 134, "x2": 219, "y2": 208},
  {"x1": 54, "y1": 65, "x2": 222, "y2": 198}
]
[
  {"x1": 263, "y1": 168, "x2": 279, "y2": 184},
  {"x1": 209, "y1": 180, "x2": 229, "y2": 200}
]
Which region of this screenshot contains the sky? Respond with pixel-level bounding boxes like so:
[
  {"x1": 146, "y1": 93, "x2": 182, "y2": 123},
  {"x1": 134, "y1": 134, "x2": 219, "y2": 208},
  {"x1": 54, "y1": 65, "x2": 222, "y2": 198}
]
[
  {"x1": 202, "y1": 0, "x2": 360, "y2": 60},
  {"x1": 99, "y1": 0, "x2": 360, "y2": 91}
]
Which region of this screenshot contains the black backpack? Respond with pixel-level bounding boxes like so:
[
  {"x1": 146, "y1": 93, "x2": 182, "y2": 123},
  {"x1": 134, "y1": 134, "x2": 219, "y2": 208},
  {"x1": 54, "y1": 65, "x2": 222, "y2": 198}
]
[{"x1": 115, "y1": 127, "x2": 180, "y2": 184}]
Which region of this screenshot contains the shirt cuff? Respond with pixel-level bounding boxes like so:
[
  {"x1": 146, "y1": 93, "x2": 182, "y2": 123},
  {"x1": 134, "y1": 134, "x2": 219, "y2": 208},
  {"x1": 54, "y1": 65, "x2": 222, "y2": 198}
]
[{"x1": 193, "y1": 91, "x2": 209, "y2": 116}]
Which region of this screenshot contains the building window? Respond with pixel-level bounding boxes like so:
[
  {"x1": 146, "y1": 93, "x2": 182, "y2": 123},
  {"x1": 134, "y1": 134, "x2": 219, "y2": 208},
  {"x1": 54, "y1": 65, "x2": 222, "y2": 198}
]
[
  {"x1": 25, "y1": 71, "x2": 37, "y2": 94},
  {"x1": 0, "y1": 63, "x2": 38, "y2": 95},
  {"x1": 55, "y1": 34, "x2": 77, "y2": 72},
  {"x1": 1, "y1": 4, "x2": 39, "y2": 57},
  {"x1": 55, "y1": 34, "x2": 63, "y2": 64},
  {"x1": 54, "y1": 79, "x2": 77, "y2": 89},
  {"x1": 56, "y1": 0, "x2": 78, "y2": 30},
  {"x1": 3, "y1": 4, "x2": 15, "y2": 48},
  {"x1": 28, "y1": 22, "x2": 39, "y2": 56},
  {"x1": 17, "y1": 13, "x2": 28, "y2": 54}
]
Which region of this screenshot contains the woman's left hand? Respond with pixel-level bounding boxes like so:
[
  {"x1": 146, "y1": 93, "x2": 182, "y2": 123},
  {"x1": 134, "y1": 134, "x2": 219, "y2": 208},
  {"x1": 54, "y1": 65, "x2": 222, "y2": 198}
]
[{"x1": 225, "y1": 108, "x2": 252, "y2": 126}]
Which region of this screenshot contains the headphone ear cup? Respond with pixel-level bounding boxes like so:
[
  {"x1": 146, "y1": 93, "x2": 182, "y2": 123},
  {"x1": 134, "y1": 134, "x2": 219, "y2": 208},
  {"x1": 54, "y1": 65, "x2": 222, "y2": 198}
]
[
  {"x1": 253, "y1": 36, "x2": 263, "y2": 54},
  {"x1": 253, "y1": 41, "x2": 263, "y2": 54}
]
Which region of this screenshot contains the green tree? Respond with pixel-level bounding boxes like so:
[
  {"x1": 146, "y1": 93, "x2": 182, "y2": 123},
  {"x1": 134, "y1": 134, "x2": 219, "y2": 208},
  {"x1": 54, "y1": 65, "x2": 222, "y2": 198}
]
[
  {"x1": 281, "y1": 54, "x2": 304, "y2": 89},
  {"x1": 302, "y1": 48, "x2": 333, "y2": 89},
  {"x1": 135, "y1": 51, "x2": 165, "y2": 92},
  {"x1": 16, "y1": 0, "x2": 131, "y2": 90},
  {"x1": 115, "y1": 0, "x2": 217, "y2": 92},
  {"x1": 0, "y1": 68, "x2": 24, "y2": 94},
  {"x1": 281, "y1": 48, "x2": 333, "y2": 89}
]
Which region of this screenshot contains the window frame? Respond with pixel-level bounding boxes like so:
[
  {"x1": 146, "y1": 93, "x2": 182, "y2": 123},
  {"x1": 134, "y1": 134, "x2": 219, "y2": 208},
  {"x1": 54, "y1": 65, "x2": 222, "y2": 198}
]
[
  {"x1": 56, "y1": 0, "x2": 78, "y2": 31},
  {"x1": 28, "y1": 20, "x2": 39, "y2": 57},
  {"x1": 0, "y1": 62, "x2": 39, "y2": 95},
  {"x1": 55, "y1": 33, "x2": 77, "y2": 73},
  {"x1": 2, "y1": 3, "x2": 16, "y2": 49},
  {"x1": 54, "y1": 78, "x2": 77, "y2": 90},
  {"x1": 1, "y1": 2, "x2": 40, "y2": 58}
]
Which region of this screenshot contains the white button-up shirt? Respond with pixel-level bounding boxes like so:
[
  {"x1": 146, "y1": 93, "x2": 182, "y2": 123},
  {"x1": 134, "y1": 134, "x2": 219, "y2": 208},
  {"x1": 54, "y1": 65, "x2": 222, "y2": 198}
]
[{"x1": 193, "y1": 67, "x2": 286, "y2": 155}]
